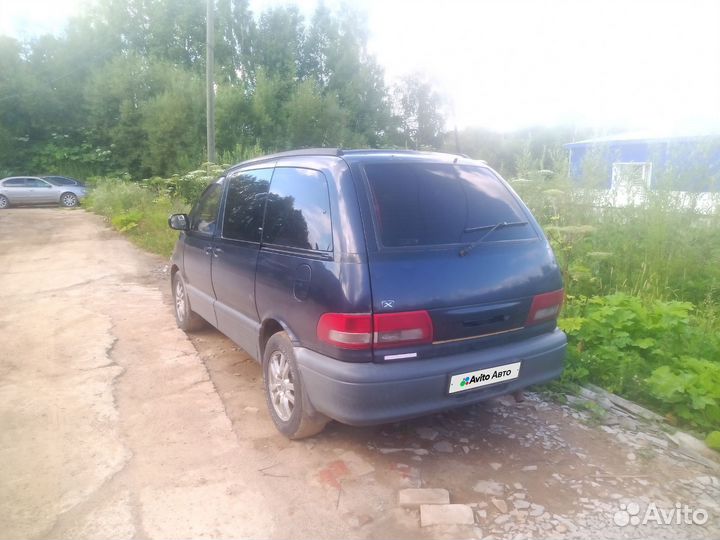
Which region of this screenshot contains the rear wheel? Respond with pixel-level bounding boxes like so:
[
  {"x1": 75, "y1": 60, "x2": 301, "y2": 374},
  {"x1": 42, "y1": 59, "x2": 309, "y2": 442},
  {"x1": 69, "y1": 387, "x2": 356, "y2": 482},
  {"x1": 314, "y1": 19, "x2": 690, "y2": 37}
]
[
  {"x1": 0, "y1": 195, "x2": 8, "y2": 209},
  {"x1": 171, "y1": 273, "x2": 205, "y2": 331},
  {"x1": 60, "y1": 192, "x2": 78, "y2": 207},
  {"x1": 263, "y1": 331, "x2": 329, "y2": 439}
]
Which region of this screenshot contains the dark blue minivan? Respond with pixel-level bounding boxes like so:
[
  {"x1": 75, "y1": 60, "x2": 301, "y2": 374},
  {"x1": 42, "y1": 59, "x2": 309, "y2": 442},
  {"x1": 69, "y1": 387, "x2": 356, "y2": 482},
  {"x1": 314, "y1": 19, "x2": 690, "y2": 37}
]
[{"x1": 168, "y1": 149, "x2": 566, "y2": 438}]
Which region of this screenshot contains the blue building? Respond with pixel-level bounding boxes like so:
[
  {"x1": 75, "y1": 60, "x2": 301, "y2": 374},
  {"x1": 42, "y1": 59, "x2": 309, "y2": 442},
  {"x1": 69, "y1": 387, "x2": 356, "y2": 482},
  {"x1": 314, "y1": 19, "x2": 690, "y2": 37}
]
[{"x1": 565, "y1": 133, "x2": 720, "y2": 193}]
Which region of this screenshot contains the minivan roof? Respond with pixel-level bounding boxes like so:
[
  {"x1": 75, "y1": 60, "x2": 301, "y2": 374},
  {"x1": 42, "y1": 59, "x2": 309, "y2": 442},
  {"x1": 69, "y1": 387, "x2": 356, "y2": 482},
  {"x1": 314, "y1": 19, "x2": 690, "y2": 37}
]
[{"x1": 236, "y1": 148, "x2": 486, "y2": 168}]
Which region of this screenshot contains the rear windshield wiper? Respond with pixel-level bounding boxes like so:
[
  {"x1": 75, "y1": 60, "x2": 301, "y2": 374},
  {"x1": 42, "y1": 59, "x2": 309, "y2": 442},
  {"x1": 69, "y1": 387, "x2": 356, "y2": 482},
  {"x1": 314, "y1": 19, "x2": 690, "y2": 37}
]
[{"x1": 459, "y1": 220, "x2": 529, "y2": 257}]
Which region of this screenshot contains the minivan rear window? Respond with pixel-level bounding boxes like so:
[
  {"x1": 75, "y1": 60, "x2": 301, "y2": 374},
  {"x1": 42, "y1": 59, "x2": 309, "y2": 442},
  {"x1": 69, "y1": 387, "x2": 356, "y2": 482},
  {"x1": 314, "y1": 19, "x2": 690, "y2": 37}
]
[{"x1": 364, "y1": 163, "x2": 535, "y2": 247}]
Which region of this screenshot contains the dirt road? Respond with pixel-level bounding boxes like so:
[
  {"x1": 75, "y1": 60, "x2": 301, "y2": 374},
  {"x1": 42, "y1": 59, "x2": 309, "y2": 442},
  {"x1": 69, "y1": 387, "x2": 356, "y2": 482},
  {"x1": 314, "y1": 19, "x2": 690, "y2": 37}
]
[{"x1": 1, "y1": 208, "x2": 718, "y2": 540}]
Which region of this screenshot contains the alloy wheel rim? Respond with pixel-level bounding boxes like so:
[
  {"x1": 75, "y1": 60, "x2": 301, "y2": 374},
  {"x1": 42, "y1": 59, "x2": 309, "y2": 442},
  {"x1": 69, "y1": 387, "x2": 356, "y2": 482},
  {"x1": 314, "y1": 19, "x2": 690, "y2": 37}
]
[
  {"x1": 0, "y1": 197, "x2": 7, "y2": 208},
  {"x1": 268, "y1": 350, "x2": 295, "y2": 421},
  {"x1": 175, "y1": 280, "x2": 186, "y2": 321},
  {"x1": 63, "y1": 194, "x2": 76, "y2": 206}
]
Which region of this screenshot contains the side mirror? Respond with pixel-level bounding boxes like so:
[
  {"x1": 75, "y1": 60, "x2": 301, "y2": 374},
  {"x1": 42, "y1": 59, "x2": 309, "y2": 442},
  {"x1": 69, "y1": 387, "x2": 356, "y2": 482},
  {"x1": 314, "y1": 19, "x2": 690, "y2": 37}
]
[{"x1": 168, "y1": 213, "x2": 189, "y2": 231}]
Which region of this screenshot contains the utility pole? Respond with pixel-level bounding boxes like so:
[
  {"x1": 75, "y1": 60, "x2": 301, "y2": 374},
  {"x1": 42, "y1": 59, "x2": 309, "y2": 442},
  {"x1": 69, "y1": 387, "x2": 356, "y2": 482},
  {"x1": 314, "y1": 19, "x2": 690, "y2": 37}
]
[{"x1": 206, "y1": 0, "x2": 216, "y2": 163}]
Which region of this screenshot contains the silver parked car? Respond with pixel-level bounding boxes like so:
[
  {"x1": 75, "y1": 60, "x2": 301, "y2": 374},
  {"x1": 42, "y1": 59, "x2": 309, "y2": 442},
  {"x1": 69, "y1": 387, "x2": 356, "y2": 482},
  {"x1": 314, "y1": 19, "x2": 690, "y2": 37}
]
[{"x1": 0, "y1": 176, "x2": 87, "y2": 209}]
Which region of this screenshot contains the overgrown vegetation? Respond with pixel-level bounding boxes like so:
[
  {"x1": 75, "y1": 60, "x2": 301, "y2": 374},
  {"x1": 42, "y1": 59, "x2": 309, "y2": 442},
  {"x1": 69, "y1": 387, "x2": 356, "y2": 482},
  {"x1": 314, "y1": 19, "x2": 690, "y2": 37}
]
[
  {"x1": 85, "y1": 164, "x2": 226, "y2": 255},
  {"x1": 511, "y1": 170, "x2": 720, "y2": 442},
  {"x1": 513, "y1": 173, "x2": 720, "y2": 305},
  {"x1": 559, "y1": 295, "x2": 720, "y2": 432},
  {"x1": 88, "y1": 180, "x2": 187, "y2": 255}
]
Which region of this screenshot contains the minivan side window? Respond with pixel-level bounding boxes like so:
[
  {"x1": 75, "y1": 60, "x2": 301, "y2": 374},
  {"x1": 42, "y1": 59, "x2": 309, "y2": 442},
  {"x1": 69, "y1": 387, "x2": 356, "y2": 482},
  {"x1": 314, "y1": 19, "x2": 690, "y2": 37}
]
[
  {"x1": 189, "y1": 181, "x2": 223, "y2": 236},
  {"x1": 222, "y1": 168, "x2": 273, "y2": 242},
  {"x1": 262, "y1": 167, "x2": 333, "y2": 252}
]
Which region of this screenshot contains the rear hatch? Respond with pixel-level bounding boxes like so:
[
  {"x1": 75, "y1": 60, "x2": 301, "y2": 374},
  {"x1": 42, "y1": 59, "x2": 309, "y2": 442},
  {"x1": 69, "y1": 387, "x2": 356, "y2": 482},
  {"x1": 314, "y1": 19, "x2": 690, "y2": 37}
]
[{"x1": 357, "y1": 159, "x2": 563, "y2": 362}]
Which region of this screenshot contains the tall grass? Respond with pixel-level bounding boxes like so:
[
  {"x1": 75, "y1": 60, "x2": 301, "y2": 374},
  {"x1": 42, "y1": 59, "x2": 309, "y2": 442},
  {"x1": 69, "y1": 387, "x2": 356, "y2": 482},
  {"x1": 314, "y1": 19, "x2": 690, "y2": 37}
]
[
  {"x1": 511, "y1": 173, "x2": 720, "y2": 305},
  {"x1": 511, "y1": 170, "x2": 720, "y2": 440},
  {"x1": 86, "y1": 179, "x2": 189, "y2": 256}
]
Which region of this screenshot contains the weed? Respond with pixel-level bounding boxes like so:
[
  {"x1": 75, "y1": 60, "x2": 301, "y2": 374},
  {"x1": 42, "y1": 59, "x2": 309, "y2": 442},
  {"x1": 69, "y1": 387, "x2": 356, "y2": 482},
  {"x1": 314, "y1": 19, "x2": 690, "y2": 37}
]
[
  {"x1": 570, "y1": 399, "x2": 607, "y2": 427},
  {"x1": 86, "y1": 179, "x2": 188, "y2": 257}
]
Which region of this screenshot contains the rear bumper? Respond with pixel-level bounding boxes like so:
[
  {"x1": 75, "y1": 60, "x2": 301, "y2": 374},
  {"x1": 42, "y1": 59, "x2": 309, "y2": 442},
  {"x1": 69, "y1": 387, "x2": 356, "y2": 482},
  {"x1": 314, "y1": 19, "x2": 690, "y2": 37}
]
[{"x1": 295, "y1": 329, "x2": 566, "y2": 425}]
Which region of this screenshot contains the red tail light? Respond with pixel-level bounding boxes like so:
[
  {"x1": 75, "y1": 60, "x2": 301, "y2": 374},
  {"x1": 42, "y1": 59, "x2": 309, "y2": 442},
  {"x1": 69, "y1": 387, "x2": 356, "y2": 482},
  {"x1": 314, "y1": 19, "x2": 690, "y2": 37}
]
[
  {"x1": 317, "y1": 313, "x2": 372, "y2": 349},
  {"x1": 317, "y1": 311, "x2": 433, "y2": 350},
  {"x1": 526, "y1": 289, "x2": 564, "y2": 325}
]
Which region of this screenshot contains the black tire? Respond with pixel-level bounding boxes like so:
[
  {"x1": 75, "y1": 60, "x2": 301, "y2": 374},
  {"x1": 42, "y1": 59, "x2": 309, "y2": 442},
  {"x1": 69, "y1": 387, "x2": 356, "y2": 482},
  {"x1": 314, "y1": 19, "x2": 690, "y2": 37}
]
[
  {"x1": 60, "y1": 192, "x2": 79, "y2": 207},
  {"x1": 263, "y1": 331, "x2": 329, "y2": 439},
  {"x1": 171, "y1": 272, "x2": 205, "y2": 331},
  {"x1": 0, "y1": 195, "x2": 8, "y2": 209}
]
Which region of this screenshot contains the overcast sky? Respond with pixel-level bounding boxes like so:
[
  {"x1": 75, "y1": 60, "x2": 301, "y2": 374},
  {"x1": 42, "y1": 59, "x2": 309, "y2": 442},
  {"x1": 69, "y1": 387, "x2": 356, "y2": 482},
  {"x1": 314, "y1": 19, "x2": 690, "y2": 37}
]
[{"x1": 3, "y1": 0, "x2": 720, "y2": 133}]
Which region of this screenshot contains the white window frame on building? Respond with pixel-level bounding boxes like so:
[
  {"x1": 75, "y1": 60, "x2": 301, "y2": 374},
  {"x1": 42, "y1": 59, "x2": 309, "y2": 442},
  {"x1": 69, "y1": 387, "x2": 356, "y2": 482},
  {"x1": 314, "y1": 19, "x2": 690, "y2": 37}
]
[{"x1": 611, "y1": 162, "x2": 653, "y2": 190}]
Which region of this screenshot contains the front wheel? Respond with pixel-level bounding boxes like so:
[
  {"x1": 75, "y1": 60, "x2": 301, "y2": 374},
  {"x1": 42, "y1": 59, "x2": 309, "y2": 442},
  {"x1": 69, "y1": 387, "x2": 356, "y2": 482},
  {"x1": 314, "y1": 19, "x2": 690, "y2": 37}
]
[
  {"x1": 0, "y1": 195, "x2": 8, "y2": 209},
  {"x1": 60, "y1": 192, "x2": 79, "y2": 207},
  {"x1": 263, "y1": 331, "x2": 329, "y2": 439}
]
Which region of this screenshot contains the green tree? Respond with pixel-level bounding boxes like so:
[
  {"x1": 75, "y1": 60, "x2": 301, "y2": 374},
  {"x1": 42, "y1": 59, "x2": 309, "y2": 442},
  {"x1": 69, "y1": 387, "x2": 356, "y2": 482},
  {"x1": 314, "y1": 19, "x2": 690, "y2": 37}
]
[
  {"x1": 253, "y1": 6, "x2": 304, "y2": 81},
  {"x1": 302, "y1": 5, "x2": 390, "y2": 147},
  {"x1": 285, "y1": 79, "x2": 352, "y2": 148},
  {"x1": 141, "y1": 71, "x2": 205, "y2": 175},
  {"x1": 216, "y1": 84, "x2": 255, "y2": 155},
  {"x1": 0, "y1": 0, "x2": 444, "y2": 177},
  {"x1": 215, "y1": 0, "x2": 255, "y2": 83},
  {"x1": 0, "y1": 36, "x2": 30, "y2": 173},
  {"x1": 393, "y1": 73, "x2": 445, "y2": 150}
]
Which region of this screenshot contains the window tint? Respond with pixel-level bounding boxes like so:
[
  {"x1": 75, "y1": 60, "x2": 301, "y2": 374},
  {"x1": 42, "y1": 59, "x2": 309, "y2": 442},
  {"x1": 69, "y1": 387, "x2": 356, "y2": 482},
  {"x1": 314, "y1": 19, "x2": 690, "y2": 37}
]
[
  {"x1": 3, "y1": 179, "x2": 25, "y2": 187},
  {"x1": 45, "y1": 176, "x2": 75, "y2": 185},
  {"x1": 263, "y1": 168, "x2": 332, "y2": 252},
  {"x1": 26, "y1": 178, "x2": 50, "y2": 187},
  {"x1": 365, "y1": 163, "x2": 534, "y2": 247},
  {"x1": 189, "y1": 181, "x2": 223, "y2": 236},
  {"x1": 222, "y1": 168, "x2": 272, "y2": 242}
]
